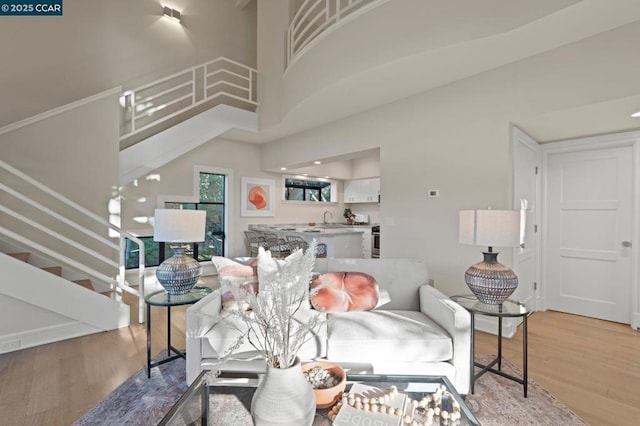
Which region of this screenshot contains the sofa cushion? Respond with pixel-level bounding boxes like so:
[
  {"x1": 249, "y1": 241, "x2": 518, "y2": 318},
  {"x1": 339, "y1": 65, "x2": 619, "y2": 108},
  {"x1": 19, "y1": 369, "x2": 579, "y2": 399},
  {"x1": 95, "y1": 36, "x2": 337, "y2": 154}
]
[
  {"x1": 211, "y1": 256, "x2": 258, "y2": 311},
  {"x1": 326, "y1": 310, "x2": 452, "y2": 363},
  {"x1": 310, "y1": 272, "x2": 379, "y2": 313},
  {"x1": 201, "y1": 308, "x2": 328, "y2": 360}
]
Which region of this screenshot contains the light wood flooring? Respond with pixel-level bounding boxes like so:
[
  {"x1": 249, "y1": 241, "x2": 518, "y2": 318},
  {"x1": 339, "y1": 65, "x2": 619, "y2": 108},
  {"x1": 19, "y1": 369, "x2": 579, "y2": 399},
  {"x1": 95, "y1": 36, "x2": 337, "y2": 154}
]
[{"x1": 0, "y1": 309, "x2": 639, "y2": 425}]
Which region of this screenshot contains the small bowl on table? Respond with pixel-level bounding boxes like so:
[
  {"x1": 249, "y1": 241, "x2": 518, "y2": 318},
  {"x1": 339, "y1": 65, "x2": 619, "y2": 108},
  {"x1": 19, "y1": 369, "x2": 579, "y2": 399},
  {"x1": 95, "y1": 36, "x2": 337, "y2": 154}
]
[{"x1": 302, "y1": 361, "x2": 346, "y2": 409}]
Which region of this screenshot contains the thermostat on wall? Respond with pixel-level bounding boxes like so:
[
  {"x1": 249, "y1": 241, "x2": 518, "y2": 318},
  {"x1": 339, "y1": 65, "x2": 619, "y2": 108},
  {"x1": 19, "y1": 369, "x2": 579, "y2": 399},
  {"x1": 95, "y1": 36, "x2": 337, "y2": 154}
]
[{"x1": 428, "y1": 189, "x2": 440, "y2": 198}]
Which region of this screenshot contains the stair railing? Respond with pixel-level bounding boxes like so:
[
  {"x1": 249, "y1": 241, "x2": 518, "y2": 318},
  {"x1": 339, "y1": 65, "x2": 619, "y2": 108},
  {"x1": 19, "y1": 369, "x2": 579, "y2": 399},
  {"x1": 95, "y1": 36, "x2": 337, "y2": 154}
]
[
  {"x1": 287, "y1": 0, "x2": 389, "y2": 68},
  {"x1": 0, "y1": 159, "x2": 146, "y2": 323},
  {"x1": 120, "y1": 56, "x2": 258, "y2": 141}
]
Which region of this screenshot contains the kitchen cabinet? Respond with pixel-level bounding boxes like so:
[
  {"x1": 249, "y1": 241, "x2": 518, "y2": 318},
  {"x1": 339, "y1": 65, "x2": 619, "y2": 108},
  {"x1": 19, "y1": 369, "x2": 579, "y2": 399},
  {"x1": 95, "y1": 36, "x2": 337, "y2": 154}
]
[{"x1": 344, "y1": 178, "x2": 380, "y2": 203}]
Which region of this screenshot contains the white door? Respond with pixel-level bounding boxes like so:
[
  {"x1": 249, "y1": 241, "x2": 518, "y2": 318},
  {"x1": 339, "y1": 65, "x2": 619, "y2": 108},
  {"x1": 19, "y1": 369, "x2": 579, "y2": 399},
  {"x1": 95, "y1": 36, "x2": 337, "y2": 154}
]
[
  {"x1": 512, "y1": 129, "x2": 539, "y2": 311},
  {"x1": 545, "y1": 146, "x2": 633, "y2": 323}
]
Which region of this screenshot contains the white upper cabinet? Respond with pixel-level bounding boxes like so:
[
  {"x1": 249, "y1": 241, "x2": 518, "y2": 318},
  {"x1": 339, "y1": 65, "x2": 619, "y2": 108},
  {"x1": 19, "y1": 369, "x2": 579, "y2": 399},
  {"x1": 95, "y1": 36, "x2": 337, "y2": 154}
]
[{"x1": 344, "y1": 178, "x2": 380, "y2": 203}]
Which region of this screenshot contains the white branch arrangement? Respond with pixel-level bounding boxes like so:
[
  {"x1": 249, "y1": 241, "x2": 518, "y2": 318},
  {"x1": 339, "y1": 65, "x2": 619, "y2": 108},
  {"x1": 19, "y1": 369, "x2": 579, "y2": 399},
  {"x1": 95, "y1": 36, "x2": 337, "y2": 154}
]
[{"x1": 226, "y1": 240, "x2": 325, "y2": 369}]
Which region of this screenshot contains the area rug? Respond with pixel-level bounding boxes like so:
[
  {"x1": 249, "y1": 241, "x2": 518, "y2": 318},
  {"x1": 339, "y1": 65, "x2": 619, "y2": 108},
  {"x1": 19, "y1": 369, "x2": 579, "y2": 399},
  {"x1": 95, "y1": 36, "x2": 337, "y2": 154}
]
[
  {"x1": 75, "y1": 355, "x2": 586, "y2": 425},
  {"x1": 465, "y1": 355, "x2": 586, "y2": 425},
  {"x1": 74, "y1": 356, "x2": 188, "y2": 426}
]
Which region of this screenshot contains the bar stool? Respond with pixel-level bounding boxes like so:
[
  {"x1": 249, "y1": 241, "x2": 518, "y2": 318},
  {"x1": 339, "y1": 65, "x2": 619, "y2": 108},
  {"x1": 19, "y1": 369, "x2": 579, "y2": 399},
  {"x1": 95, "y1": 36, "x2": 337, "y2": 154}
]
[
  {"x1": 286, "y1": 235, "x2": 309, "y2": 252},
  {"x1": 262, "y1": 232, "x2": 291, "y2": 258},
  {"x1": 244, "y1": 230, "x2": 267, "y2": 257}
]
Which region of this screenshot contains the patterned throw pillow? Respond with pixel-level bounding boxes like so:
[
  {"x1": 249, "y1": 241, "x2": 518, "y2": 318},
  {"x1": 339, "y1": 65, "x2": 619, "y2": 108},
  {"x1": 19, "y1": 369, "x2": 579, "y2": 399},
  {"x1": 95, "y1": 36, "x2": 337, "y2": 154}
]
[
  {"x1": 211, "y1": 256, "x2": 258, "y2": 311},
  {"x1": 310, "y1": 272, "x2": 380, "y2": 313}
]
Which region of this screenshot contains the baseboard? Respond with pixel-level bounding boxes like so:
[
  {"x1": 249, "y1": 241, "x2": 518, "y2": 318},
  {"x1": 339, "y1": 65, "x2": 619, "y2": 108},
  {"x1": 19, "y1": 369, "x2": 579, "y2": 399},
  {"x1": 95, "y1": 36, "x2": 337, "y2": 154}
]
[
  {"x1": 0, "y1": 321, "x2": 101, "y2": 354},
  {"x1": 474, "y1": 315, "x2": 521, "y2": 338}
]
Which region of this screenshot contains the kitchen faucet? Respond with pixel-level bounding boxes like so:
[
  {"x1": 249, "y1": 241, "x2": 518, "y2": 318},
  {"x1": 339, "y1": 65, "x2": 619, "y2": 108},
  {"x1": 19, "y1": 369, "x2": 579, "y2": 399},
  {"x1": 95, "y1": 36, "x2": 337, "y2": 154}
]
[{"x1": 323, "y1": 210, "x2": 333, "y2": 224}]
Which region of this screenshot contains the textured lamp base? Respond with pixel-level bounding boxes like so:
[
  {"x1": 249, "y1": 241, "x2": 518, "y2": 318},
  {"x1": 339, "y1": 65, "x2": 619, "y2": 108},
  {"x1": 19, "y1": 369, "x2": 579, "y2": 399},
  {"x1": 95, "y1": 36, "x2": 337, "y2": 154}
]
[
  {"x1": 465, "y1": 251, "x2": 518, "y2": 305},
  {"x1": 156, "y1": 246, "x2": 202, "y2": 295}
]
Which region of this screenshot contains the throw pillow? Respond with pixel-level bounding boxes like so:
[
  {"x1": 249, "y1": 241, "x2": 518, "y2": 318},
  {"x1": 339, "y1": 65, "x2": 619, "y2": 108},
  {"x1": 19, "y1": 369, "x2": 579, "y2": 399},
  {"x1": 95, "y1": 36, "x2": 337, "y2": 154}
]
[
  {"x1": 256, "y1": 246, "x2": 309, "y2": 306},
  {"x1": 211, "y1": 256, "x2": 258, "y2": 311},
  {"x1": 310, "y1": 272, "x2": 380, "y2": 313}
]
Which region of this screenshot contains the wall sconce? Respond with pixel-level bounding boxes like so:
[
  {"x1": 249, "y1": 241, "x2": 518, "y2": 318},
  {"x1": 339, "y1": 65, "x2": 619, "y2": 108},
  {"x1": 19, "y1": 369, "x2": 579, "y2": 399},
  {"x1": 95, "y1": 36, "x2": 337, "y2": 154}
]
[{"x1": 163, "y1": 6, "x2": 181, "y2": 23}]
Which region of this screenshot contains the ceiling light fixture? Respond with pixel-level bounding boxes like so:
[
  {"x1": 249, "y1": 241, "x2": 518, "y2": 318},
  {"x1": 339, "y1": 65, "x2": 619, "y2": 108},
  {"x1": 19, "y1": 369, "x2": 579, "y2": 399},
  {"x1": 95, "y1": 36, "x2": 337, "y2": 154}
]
[
  {"x1": 163, "y1": 6, "x2": 181, "y2": 23},
  {"x1": 631, "y1": 111, "x2": 640, "y2": 118},
  {"x1": 313, "y1": 161, "x2": 322, "y2": 165},
  {"x1": 280, "y1": 167, "x2": 287, "y2": 171}
]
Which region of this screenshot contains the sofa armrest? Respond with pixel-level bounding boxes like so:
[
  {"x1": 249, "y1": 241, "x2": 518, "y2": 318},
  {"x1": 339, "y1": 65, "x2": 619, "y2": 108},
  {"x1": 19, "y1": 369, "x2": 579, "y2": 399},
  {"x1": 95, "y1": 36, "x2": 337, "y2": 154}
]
[
  {"x1": 186, "y1": 289, "x2": 222, "y2": 385},
  {"x1": 419, "y1": 285, "x2": 471, "y2": 394}
]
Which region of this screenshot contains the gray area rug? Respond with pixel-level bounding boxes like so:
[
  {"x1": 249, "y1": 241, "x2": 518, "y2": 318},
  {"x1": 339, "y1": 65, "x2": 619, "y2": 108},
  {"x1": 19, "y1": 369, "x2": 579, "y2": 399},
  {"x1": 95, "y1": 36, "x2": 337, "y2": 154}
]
[
  {"x1": 465, "y1": 355, "x2": 586, "y2": 425},
  {"x1": 75, "y1": 355, "x2": 586, "y2": 425},
  {"x1": 74, "y1": 356, "x2": 188, "y2": 426}
]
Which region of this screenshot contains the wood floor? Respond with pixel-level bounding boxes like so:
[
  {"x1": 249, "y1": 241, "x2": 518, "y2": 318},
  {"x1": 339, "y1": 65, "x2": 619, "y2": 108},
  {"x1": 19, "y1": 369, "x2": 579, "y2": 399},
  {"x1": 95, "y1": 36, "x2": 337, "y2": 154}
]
[{"x1": 1, "y1": 309, "x2": 639, "y2": 425}]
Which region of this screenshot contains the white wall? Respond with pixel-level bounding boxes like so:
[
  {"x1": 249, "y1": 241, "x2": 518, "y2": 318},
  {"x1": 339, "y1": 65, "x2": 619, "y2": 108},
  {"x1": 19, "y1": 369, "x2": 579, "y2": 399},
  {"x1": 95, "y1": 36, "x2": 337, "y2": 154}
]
[
  {"x1": 260, "y1": 19, "x2": 640, "y2": 296},
  {"x1": 0, "y1": 0, "x2": 257, "y2": 127}
]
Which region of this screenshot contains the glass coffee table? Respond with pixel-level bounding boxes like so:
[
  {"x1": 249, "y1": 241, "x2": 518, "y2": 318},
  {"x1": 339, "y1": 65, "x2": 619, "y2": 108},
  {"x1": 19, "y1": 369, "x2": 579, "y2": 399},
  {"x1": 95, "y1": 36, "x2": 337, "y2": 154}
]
[{"x1": 160, "y1": 369, "x2": 480, "y2": 425}]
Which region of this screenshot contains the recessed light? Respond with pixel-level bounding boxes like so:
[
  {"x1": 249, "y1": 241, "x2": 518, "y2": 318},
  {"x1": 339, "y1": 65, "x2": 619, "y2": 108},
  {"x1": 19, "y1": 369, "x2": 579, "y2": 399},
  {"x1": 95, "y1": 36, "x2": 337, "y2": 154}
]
[
  {"x1": 303, "y1": 173, "x2": 309, "y2": 176},
  {"x1": 314, "y1": 161, "x2": 322, "y2": 165},
  {"x1": 324, "y1": 176, "x2": 330, "y2": 179},
  {"x1": 632, "y1": 111, "x2": 640, "y2": 118},
  {"x1": 280, "y1": 167, "x2": 287, "y2": 171}
]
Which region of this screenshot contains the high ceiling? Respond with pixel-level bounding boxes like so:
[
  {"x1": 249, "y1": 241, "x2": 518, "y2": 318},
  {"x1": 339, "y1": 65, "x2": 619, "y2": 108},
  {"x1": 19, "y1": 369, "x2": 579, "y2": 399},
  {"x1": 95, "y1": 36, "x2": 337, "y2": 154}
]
[{"x1": 227, "y1": 0, "x2": 640, "y2": 145}]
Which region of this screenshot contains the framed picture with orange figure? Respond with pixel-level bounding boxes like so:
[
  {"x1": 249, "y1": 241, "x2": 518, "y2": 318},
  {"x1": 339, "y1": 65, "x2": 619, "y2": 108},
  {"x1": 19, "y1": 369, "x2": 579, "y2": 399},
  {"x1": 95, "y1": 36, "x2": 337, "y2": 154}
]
[{"x1": 241, "y1": 177, "x2": 275, "y2": 217}]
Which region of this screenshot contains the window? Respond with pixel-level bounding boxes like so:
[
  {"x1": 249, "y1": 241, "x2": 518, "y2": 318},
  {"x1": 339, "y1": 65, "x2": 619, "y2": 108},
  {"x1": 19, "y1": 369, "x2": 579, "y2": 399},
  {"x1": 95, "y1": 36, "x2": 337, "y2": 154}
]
[
  {"x1": 125, "y1": 172, "x2": 227, "y2": 268},
  {"x1": 284, "y1": 176, "x2": 335, "y2": 202}
]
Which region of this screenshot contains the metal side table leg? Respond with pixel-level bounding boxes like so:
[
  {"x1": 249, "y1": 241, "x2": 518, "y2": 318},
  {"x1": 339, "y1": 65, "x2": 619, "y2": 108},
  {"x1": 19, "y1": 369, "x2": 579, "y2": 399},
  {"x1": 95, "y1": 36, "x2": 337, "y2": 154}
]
[
  {"x1": 470, "y1": 312, "x2": 475, "y2": 394},
  {"x1": 523, "y1": 313, "x2": 528, "y2": 397},
  {"x1": 146, "y1": 303, "x2": 151, "y2": 378}
]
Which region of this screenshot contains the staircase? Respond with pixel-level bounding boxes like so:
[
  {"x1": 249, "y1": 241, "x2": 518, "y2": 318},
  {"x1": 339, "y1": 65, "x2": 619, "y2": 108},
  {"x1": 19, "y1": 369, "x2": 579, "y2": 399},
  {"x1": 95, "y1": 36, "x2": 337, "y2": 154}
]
[
  {"x1": 0, "y1": 250, "x2": 130, "y2": 354},
  {"x1": 118, "y1": 57, "x2": 258, "y2": 185},
  {"x1": 0, "y1": 56, "x2": 258, "y2": 354},
  {"x1": 0, "y1": 158, "x2": 146, "y2": 354}
]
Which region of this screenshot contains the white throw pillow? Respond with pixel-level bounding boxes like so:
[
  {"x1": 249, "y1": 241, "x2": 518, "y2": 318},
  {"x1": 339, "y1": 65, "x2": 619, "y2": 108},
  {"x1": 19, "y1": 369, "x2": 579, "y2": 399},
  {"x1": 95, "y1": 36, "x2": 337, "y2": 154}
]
[{"x1": 256, "y1": 246, "x2": 309, "y2": 307}]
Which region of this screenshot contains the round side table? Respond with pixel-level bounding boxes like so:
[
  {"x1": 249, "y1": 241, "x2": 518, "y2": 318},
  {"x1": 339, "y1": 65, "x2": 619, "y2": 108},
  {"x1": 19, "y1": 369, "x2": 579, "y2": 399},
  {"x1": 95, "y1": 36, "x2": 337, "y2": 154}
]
[
  {"x1": 451, "y1": 294, "x2": 529, "y2": 397},
  {"x1": 145, "y1": 286, "x2": 213, "y2": 378}
]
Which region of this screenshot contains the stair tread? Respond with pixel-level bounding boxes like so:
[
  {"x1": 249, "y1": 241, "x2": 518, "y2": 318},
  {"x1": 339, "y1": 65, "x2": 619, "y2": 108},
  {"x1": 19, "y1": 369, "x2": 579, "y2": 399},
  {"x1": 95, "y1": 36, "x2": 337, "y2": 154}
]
[
  {"x1": 42, "y1": 266, "x2": 63, "y2": 276},
  {"x1": 73, "y1": 279, "x2": 94, "y2": 291},
  {"x1": 8, "y1": 252, "x2": 30, "y2": 262}
]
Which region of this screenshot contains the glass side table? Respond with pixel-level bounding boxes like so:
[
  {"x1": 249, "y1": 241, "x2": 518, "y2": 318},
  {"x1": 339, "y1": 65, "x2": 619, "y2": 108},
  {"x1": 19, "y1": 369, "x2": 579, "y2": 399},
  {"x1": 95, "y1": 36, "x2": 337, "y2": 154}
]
[
  {"x1": 145, "y1": 286, "x2": 213, "y2": 378},
  {"x1": 451, "y1": 294, "x2": 529, "y2": 397}
]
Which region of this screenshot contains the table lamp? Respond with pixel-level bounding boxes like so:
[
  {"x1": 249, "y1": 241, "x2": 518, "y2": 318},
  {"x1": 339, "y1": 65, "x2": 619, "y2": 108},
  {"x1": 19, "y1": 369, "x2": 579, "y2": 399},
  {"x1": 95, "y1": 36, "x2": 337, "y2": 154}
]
[
  {"x1": 153, "y1": 208, "x2": 206, "y2": 295},
  {"x1": 459, "y1": 209, "x2": 521, "y2": 304}
]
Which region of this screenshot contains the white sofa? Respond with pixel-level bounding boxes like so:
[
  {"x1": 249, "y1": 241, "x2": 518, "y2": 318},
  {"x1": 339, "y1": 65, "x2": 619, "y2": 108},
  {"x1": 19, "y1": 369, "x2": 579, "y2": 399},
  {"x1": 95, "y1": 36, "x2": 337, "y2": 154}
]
[{"x1": 186, "y1": 258, "x2": 471, "y2": 394}]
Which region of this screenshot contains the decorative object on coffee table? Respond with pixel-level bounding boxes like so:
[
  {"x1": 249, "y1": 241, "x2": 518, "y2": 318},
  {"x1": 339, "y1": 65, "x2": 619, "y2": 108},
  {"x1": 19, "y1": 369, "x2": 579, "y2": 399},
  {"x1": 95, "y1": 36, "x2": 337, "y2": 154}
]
[
  {"x1": 302, "y1": 361, "x2": 346, "y2": 408},
  {"x1": 459, "y1": 209, "x2": 521, "y2": 304},
  {"x1": 224, "y1": 241, "x2": 324, "y2": 425},
  {"x1": 153, "y1": 208, "x2": 206, "y2": 295},
  {"x1": 251, "y1": 357, "x2": 315, "y2": 426}
]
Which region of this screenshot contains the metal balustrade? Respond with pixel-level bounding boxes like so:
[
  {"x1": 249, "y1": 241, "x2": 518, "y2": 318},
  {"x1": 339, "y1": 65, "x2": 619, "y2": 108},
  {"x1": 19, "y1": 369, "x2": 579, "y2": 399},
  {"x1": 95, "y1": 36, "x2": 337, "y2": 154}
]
[
  {"x1": 0, "y1": 159, "x2": 146, "y2": 323},
  {"x1": 287, "y1": 0, "x2": 389, "y2": 67},
  {"x1": 120, "y1": 57, "x2": 258, "y2": 140}
]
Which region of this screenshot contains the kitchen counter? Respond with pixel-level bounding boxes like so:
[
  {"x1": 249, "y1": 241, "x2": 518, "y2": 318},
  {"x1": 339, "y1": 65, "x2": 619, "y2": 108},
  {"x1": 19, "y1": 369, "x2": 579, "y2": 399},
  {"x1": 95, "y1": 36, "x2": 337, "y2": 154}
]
[{"x1": 249, "y1": 224, "x2": 367, "y2": 258}]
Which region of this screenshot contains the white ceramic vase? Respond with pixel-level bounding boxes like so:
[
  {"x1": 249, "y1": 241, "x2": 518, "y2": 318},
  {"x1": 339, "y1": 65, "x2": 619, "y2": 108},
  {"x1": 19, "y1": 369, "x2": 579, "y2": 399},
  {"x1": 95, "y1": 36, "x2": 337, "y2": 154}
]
[{"x1": 251, "y1": 357, "x2": 316, "y2": 426}]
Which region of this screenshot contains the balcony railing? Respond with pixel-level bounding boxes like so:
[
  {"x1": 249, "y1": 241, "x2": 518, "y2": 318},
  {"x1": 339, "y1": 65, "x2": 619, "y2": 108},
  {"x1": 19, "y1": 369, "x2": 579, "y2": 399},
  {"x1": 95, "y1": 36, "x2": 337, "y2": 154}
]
[
  {"x1": 287, "y1": 0, "x2": 389, "y2": 68},
  {"x1": 120, "y1": 57, "x2": 258, "y2": 140}
]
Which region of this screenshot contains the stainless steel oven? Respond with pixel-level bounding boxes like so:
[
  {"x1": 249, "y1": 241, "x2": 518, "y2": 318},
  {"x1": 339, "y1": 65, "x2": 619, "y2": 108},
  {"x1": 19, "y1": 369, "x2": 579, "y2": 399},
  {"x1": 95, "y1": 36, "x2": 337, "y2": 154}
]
[{"x1": 371, "y1": 225, "x2": 380, "y2": 258}]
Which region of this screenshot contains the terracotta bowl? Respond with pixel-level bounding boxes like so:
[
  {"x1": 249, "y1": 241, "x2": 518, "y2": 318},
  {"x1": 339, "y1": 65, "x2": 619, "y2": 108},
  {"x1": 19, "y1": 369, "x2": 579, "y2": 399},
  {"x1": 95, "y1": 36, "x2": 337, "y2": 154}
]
[
  {"x1": 302, "y1": 361, "x2": 346, "y2": 409},
  {"x1": 308, "y1": 222, "x2": 317, "y2": 226}
]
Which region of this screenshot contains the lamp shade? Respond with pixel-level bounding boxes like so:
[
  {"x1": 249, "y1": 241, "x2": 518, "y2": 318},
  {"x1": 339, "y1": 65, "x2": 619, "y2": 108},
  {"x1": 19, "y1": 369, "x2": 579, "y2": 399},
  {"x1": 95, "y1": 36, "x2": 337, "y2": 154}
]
[
  {"x1": 153, "y1": 209, "x2": 206, "y2": 243},
  {"x1": 459, "y1": 209, "x2": 520, "y2": 248}
]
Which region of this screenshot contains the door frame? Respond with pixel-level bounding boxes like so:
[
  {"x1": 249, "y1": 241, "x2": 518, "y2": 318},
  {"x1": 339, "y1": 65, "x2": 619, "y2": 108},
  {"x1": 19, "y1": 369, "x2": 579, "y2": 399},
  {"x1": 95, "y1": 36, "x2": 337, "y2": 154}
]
[
  {"x1": 512, "y1": 127, "x2": 542, "y2": 311},
  {"x1": 540, "y1": 130, "x2": 640, "y2": 329}
]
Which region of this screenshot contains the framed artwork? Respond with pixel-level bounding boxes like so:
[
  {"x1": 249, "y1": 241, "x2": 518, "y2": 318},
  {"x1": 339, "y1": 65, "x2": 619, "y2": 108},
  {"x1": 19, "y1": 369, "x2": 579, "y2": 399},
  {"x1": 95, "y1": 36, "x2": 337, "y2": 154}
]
[{"x1": 241, "y1": 177, "x2": 275, "y2": 217}]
